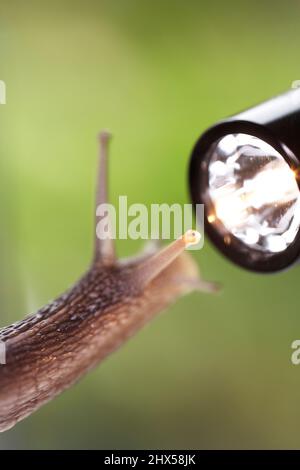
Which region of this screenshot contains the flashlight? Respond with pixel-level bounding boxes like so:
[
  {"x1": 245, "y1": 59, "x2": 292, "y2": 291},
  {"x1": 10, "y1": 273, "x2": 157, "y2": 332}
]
[{"x1": 189, "y1": 88, "x2": 300, "y2": 272}]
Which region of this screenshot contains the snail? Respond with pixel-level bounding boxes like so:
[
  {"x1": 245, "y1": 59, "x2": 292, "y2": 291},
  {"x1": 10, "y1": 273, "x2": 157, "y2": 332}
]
[{"x1": 0, "y1": 132, "x2": 218, "y2": 432}]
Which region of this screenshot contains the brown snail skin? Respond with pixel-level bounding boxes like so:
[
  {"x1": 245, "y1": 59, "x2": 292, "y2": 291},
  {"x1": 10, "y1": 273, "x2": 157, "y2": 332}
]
[{"x1": 0, "y1": 132, "x2": 217, "y2": 432}]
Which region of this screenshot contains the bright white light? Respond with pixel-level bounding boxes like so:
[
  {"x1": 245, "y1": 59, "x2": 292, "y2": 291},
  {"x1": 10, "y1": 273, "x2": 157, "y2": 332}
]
[{"x1": 207, "y1": 133, "x2": 300, "y2": 253}]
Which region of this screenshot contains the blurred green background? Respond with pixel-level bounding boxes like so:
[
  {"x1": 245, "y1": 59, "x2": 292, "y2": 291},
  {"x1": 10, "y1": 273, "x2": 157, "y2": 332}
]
[{"x1": 1, "y1": 0, "x2": 300, "y2": 450}]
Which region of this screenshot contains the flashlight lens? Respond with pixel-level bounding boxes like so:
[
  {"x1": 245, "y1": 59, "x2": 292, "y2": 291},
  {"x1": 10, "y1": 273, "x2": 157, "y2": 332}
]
[{"x1": 207, "y1": 133, "x2": 300, "y2": 253}]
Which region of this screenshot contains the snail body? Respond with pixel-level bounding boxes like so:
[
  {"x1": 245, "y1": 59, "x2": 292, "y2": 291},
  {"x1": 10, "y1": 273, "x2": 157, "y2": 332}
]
[{"x1": 0, "y1": 133, "x2": 217, "y2": 431}]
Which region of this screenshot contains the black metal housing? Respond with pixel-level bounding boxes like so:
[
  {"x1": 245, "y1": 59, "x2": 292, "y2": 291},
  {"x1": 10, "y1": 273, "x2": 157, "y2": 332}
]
[{"x1": 189, "y1": 88, "x2": 300, "y2": 272}]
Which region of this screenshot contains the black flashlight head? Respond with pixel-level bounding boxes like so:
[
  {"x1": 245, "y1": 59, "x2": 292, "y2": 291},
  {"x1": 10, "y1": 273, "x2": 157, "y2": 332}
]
[{"x1": 189, "y1": 89, "x2": 300, "y2": 273}]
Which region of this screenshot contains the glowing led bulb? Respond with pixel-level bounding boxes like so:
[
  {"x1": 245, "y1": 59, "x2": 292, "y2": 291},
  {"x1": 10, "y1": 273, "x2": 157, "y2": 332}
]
[{"x1": 207, "y1": 133, "x2": 300, "y2": 253}]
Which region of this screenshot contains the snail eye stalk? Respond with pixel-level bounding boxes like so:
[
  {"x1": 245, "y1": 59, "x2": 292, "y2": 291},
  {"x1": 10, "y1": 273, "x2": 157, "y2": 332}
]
[{"x1": 189, "y1": 88, "x2": 300, "y2": 272}]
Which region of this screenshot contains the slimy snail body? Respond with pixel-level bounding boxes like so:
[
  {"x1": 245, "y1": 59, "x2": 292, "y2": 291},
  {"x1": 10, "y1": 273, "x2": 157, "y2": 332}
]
[{"x1": 0, "y1": 132, "x2": 217, "y2": 431}]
